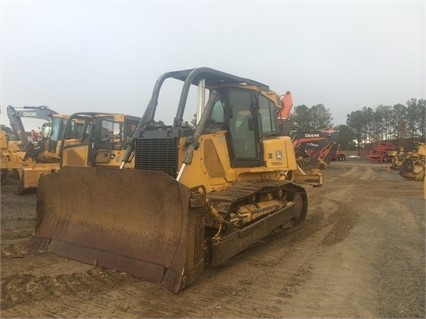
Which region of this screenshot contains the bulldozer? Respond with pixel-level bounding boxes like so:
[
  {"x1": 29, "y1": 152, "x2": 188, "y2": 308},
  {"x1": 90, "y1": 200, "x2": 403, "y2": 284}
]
[
  {"x1": 399, "y1": 142, "x2": 425, "y2": 181},
  {"x1": 2, "y1": 106, "x2": 140, "y2": 192},
  {"x1": 390, "y1": 147, "x2": 406, "y2": 170},
  {"x1": 57, "y1": 112, "x2": 140, "y2": 168},
  {"x1": 1, "y1": 128, "x2": 32, "y2": 186},
  {"x1": 28, "y1": 67, "x2": 323, "y2": 293},
  {"x1": 0, "y1": 126, "x2": 17, "y2": 185}
]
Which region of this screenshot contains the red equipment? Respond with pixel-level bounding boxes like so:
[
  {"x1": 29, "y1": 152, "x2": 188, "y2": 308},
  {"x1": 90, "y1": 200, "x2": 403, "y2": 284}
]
[{"x1": 368, "y1": 142, "x2": 396, "y2": 163}]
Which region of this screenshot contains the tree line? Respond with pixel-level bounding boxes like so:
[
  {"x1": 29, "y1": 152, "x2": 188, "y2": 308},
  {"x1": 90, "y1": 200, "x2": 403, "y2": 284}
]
[{"x1": 291, "y1": 98, "x2": 425, "y2": 152}]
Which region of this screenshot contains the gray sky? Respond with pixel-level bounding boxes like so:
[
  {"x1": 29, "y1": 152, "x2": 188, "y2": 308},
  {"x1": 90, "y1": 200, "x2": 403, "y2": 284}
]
[{"x1": 1, "y1": 0, "x2": 424, "y2": 128}]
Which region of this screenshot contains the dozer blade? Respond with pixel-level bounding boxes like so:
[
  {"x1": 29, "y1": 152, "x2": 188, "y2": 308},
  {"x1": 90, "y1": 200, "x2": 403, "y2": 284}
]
[{"x1": 28, "y1": 166, "x2": 206, "y2": 293}]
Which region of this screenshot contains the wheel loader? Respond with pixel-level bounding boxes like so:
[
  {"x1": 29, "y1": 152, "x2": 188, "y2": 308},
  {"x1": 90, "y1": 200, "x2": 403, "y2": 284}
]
[{"x1": 28, "y1": 67, "x2": 323, "y2": 293}]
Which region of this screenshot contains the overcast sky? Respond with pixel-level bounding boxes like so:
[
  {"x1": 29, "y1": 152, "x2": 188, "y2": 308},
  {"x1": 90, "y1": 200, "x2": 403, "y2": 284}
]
[{"x1": 1, "y1": 0, "x2": 424, "y2": 128}]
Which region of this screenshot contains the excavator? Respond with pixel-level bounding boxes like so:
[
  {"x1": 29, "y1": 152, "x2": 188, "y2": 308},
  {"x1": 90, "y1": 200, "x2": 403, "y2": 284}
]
[
  {"x1": 28, "y1": 67, "x2": 323, "y2": 293},
  {"x1": 277, "y1": 91, "x2": 293, "y2": 135},
  {"x1": 291, "y1": 128, "x2": 339, "y2": 169},
  {"x1": 2, "y1": 105, "x2": 66, "y2": 192},
  {"x1": 6, "y1": 105, "x2": 57, "y2": 146}
]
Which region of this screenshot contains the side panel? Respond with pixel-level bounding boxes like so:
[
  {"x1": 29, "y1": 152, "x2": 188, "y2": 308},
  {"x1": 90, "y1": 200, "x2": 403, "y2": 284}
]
[
  {"x1": 62, "y1": 144, "x2": 90, "y2": 167},
  {"x1": 179, "y1": 131, "x2": 233, "y2": 193},
  {"x1": 263, "y1": 136, "x2": 298, "y2": 170}
]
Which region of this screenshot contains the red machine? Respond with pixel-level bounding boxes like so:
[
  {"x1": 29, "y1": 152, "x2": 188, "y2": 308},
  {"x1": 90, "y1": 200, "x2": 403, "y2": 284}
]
[
  {"x1": 368, "y1": 142, "x2": 396, "y2": 163},
  {"x1": 331, "y1": 147, "x2": 346, "y2": 161},
  {"x1": 277, "y1": 91, "x2": 293, "y2": 136},
  {"x1": 291, "y1": 128, "x2": 339, "y2": 169}
]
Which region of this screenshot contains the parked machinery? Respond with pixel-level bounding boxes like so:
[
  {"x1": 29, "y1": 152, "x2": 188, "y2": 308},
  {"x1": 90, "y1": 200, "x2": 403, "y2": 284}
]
[
  {"x1": 1, "y1": 128, "x2": 32, "y2": 185},
  {"x1": 2, "y1": 106, "x2": 65, "y2": 192},
  {"x1": 390, "y1": 147, "x2": 407, "y2": 170},
  {"x1": 277, "y1": 91, "x2": 293, "y2": 136},
  {"x1": 6, "y1": 105, "x2": 57, "y2": 148},
  {"x1": 330, "y1": 145, "x2": 346, "y2": 161},
  {"x1": 368, "y1": 142, "x2": 396, "y2": 163},
  {"x1": 58, "y1": 112, "x2": 140, "y2": 169},
  {"x1": 0, "y1": 127, "x2": 18, "y2": 185},
  {"x1": 399, "y1": 143, "x2": 425, "y2": 181},
  {"x1": 291, "y1": 128, "x2": 339, "y2": 169},
  {"x1": 29, "y1": 67, "x2": 323, "y2": 293},
  {"x1": 2, "y1": 106, "x2": 140, "y2": 193}
]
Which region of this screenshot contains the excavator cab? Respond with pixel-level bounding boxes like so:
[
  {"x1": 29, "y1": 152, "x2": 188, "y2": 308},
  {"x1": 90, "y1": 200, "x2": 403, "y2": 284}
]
[{"x1": 29, "y1": 67, "x2": 322, "y2": 293}]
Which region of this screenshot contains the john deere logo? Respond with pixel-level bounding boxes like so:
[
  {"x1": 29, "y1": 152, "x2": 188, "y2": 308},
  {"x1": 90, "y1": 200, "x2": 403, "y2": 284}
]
[
  {"x1": 22, "y1": 112, "x2": 37, "y2": 117},
  {"x1": 276, "y1": 151, "x2": 282, "y2": 160}
]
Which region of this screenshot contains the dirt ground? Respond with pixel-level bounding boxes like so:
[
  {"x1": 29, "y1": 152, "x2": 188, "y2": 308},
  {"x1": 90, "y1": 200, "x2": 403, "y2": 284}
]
[{"x1": 1, "y1": 159, "x2": 425, "y2": 318}]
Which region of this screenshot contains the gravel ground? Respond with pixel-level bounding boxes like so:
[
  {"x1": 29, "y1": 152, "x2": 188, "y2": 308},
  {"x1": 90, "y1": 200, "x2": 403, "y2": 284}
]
[{"x1": 1, "y1": 159, "x2": 425, "y2": 318}]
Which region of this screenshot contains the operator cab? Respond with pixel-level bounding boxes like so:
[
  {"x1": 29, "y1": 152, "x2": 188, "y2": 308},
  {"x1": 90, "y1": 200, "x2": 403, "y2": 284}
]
[{"x1": 206, "y1": 86, "x2": 280, "y2": 168}]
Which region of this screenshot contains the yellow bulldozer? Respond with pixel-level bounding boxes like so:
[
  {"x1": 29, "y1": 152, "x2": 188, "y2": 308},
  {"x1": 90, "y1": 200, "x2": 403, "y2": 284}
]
[
  {"x1": 28, "y1": 67, "x2": 323, "y2": 293},
  {"x1": 0, "y1": 126, "x2": 19, "y2": 185},
  {"x1": 390, "y1": 147, "x2": 406, "y2": 170},
  {"x1": 1, "y1": 107, "x2": 140, "y2": 193},
  {"x1": 399, "y1": 142, "x2": 425, "y2": 181},
  {"x1": 58, "y1": 112, "x2": 140, "y2": 168}
]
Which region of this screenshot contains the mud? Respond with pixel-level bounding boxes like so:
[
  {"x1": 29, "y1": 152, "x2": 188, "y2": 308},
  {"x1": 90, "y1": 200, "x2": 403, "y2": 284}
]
[{"x1": 1, "y1": 159, "x2": 425, "y2": 318}]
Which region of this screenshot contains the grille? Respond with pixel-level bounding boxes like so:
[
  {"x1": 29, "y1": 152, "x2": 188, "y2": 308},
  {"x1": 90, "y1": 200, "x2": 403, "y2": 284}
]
[{"x1": 135, "y1": 138, "x2": 178, "y2": 178}]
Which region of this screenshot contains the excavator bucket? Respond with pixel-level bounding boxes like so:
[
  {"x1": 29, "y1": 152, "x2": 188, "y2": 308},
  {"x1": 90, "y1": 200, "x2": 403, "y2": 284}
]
[{"x1": 28, "y1": 166, "x2": 206, "y2": 293}]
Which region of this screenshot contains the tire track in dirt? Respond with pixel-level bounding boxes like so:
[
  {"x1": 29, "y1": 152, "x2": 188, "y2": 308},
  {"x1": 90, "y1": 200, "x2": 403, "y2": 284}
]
[
  {"x1": 170, "y1": 166, "x2": 362, "y2": 318},
  {"x1": 1, "y1": 267, "x2": 139, "y2": 312},
  {"x1": 283, "y1": 162, "x2": 424, "y2": 318},
  {"x1": 190, "y1": 163, "x2": 393, "y2": 318}
]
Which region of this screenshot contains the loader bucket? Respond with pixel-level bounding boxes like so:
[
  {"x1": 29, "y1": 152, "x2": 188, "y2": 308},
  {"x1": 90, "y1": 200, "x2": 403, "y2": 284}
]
[{"x1": 28, "y1": 166, "x2": 206, "y2": 293}]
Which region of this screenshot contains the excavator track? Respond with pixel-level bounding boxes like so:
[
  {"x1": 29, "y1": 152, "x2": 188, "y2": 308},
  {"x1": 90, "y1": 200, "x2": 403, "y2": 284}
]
[{"x1": 205, "y1": 180, "x2": 307, "y2": 266}]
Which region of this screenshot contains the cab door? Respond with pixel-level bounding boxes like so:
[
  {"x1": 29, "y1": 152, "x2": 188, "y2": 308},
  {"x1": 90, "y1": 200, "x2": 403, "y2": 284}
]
[
  {"x1": 226, "y1": 88, "x2": 262, "y2": 168},
  {"x1": 61, "y1": 118, "x2": 92, "y2": 167},
  {"x1": 90, "y1": 116, "x2": 117, "y2": 166}
]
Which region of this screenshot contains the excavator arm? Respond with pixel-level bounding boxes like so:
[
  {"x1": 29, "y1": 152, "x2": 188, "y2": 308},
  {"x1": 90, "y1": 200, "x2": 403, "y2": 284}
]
[{"x1": 6, "y1": 105, "x2": 58, "y2": 149}]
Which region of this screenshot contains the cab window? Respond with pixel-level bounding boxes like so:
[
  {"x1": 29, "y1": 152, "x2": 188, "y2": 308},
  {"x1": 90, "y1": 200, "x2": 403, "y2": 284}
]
[
  {"x1": 258, "y1": 95, "x2": 278, "y2": 135},
  {"x1": 210, "y1": 100, "x2": 225, "y2": 124},
  {"x1": 228, "y1": 89, "x2": 256, "y2": 159}
]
